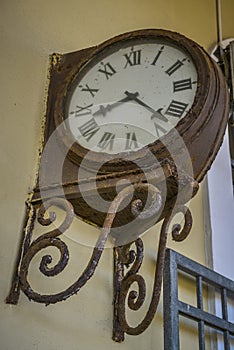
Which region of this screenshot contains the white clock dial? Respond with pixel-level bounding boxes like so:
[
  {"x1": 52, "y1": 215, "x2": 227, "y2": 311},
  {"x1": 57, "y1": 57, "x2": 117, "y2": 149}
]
[{"x1": 67, "y1": 40, "x2": 197, "y2": 154}]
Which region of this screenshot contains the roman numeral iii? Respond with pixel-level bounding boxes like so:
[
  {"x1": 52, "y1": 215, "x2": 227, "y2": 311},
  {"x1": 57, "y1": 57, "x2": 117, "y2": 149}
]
[{"x1": 173, "y1": 78, "x2": 193, "y2": 92}]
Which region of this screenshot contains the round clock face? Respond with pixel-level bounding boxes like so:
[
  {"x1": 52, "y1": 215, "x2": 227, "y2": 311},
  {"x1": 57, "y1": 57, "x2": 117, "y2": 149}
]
[
  {"x1": 46, "y1": 29, "x2": 229, "y2": 230},
  {"x1": 66, "y1": 39, "x2": 198, "y2": 155}
]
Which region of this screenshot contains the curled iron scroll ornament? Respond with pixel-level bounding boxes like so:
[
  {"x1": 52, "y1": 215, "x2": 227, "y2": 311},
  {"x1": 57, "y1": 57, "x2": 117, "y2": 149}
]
[
  {"x1": 18, "y1": 182, "x2": 163, "y2": 306},
  {"x1": 114, "y1": 203, "x2": 193, "y2": 339},
  {"x1": 19, "y1": 196, "x2": 110, "y2": 304},
  {"x1": 7, "y1": 179, "x2": 194, "y2": 342}
]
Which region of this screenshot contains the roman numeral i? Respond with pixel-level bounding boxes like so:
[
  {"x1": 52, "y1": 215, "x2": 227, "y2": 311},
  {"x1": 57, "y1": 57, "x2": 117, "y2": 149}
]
[{"x1": 151, "y1": 46, "x2": 164, "y2": 66}]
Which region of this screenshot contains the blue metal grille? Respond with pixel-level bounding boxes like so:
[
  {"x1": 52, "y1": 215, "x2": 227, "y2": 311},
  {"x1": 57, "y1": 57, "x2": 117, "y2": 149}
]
[{"x1": 163, "y1": 249, "x2": 234, "y2": 350}]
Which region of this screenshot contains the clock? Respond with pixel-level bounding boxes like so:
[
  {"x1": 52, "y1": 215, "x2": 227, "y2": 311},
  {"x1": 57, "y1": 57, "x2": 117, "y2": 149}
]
[
  {"x1": 6, "y1": 29, "x2": 230, "y2": 335},
  {"x1": 66, "y1": 39, "x2": 197, "y2": 156},
  {"x1": 53, "y1": 29, "x2": 229, "y2": 179},
  {"x1": 36, "y1": 28, "x2": 229, "y2": 234}
]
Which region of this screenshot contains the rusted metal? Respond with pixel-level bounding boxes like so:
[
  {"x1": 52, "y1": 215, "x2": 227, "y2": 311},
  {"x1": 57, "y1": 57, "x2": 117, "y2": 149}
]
[
  {"x1": 113, "y1": 239, "x2": 144, "y2": 342},
  {"x1": 6, "y1": 169, "x2": 195, "y2": 342},
  {"x1": 6, "y1": 202, "x2": 36, "y2": 305},
  {"x1": 113, "y1": 247, "x2": 125, "y2": 342},
  {"x1": 113, "y1": 202, "x2": 193, "y2": 339},
  {"x1": 6, "y1": 182, "x2": 162, "y2": 306},
  {"x1": 32, "y1": 29, "x2": 229, "y2": 232},
  {"x1": 18, "y1": 196, "x2": 108, "y2": 305},
  {"x1": 51, "y1": 29, "x2": 229, "y2": 180},
  {"x1": 171, "y1": 205, "x2": 193, "y2": 242},
  {"x1": 5, "y1": 28, "x2": 230, "y2": 343}
]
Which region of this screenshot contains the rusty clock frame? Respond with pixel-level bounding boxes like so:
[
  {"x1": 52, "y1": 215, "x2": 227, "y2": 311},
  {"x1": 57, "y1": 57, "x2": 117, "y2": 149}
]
[{"x1": 6, "y1": 29, "x2": 229, "y2": 342}]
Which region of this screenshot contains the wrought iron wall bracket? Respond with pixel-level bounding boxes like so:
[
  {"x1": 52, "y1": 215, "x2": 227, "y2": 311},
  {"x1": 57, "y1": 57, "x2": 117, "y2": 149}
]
[
  {"x1": 112, "y1": 202, "x2": 193, "y2": 342},
  {"x1": 6, "y1": 173, "x2": 197, "y2": 341}
]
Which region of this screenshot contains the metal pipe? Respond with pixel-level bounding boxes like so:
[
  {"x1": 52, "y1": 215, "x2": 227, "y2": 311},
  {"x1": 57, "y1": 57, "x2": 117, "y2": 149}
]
[{"x1": 216, "y1": 0, "x2": 224, "y2": 60}]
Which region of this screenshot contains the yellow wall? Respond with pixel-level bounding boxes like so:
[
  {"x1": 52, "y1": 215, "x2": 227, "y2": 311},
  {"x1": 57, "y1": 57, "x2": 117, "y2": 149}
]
[{"x1": 1, "y1": 1, "x2": 234, "y2": 349}]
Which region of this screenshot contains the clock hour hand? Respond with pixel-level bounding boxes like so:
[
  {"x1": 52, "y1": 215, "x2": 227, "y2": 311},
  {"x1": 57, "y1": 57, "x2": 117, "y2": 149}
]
[
  {"x1": 124, "y1": 91, "x2": 168, "y2": 122},
  {"x1": 93, "y1": 92, "x2": 139, "y2": 116}
]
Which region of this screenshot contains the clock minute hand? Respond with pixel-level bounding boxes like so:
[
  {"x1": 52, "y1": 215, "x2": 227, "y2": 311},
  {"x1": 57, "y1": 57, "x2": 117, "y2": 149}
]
[
  {"x1": 93, "y1": 92, "x2": 139, "y2": 116},
  {"x1": 124, "y1": 91, "x2": 168, "y2": 122},
  {"x1": 135, "y1": 98, "x2": 168, "y2": 122}
]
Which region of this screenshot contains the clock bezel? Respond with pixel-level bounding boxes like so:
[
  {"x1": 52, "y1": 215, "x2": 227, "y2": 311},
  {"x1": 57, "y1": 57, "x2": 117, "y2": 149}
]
[{"x1": 53, "y1": 29, "x2": 219, "y2": 177}]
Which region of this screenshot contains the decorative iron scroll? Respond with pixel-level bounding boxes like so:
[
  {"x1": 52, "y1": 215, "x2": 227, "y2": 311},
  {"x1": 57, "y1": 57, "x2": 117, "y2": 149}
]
[
  {"x1": 113, "y1": 204, "x2": 193, "y2": 342},
  {"x1": 6, "y1": 182, "x2": 162, "y2": 305},
  {"x1": 6, "y1": 180, "x2": 195, "y2": 343}
]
